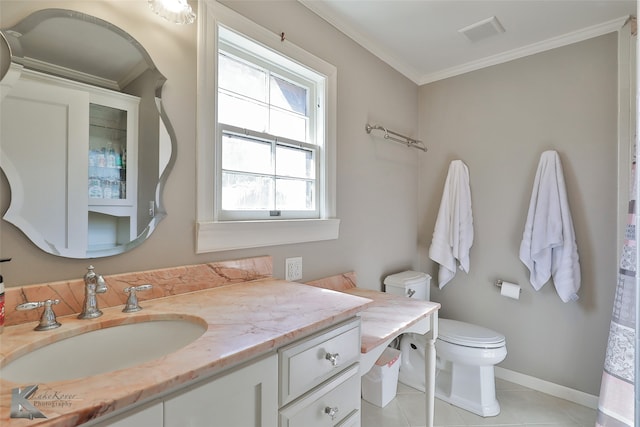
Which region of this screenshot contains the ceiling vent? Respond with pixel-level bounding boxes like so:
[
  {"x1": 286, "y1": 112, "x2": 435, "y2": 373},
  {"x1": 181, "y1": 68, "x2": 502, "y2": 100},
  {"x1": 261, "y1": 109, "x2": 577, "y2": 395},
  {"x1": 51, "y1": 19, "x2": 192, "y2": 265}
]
[{"x1": 458, "y1": 16, "x2": 505, "y2": 42}]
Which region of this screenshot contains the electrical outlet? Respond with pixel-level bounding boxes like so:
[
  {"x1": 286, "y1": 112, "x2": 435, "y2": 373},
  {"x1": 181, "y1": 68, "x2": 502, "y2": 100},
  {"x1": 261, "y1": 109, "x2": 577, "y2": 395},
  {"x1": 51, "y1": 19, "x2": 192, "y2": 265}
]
[{"x1": 285, "y1": 257, "x2": 303, "y2": 281}]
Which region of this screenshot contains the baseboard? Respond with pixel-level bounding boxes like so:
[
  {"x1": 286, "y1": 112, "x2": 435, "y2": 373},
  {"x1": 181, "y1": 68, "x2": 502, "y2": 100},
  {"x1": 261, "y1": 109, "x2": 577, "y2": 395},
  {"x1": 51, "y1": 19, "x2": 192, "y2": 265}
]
[{"x1": 494, "y1": 367, "x2": 599, "y2": 409}]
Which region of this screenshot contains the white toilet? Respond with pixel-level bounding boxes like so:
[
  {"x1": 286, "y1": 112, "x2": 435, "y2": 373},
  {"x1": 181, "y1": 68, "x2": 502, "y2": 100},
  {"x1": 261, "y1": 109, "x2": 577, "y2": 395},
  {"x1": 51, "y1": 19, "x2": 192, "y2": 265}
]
[{"x1": 384, "y1": 271, "x2": 507, "y2": 417}]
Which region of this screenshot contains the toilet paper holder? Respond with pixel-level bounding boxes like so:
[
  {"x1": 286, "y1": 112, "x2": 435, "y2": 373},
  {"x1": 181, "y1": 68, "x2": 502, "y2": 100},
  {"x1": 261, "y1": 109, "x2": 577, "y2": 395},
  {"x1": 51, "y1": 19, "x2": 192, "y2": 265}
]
[{"x1": 495, "y1": 280, "x2": 521, "y2": 293}]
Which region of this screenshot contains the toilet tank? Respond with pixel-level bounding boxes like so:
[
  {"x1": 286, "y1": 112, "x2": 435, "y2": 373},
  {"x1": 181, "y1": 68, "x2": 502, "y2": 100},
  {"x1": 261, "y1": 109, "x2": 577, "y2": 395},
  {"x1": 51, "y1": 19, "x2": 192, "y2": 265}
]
[{"x1": 384, "y1": 271, "x2": 431, "y2": 301}]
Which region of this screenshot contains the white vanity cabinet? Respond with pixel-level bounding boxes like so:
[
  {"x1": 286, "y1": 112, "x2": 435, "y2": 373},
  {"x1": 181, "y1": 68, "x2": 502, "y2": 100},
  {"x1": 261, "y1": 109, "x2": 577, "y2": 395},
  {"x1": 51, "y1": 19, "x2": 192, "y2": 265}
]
[
  {"x1": 279, "y1": 318, "x2": 362, "y2": 427},
  {"x1": 89, "y1": 318, "x2": 362, "y2": 427},
  {"x1": 0, "y1": 67, "x2": 138, "y2": 257},
  {"x1": 86, "y1": 353, "x2": 278, "y2": 427},
  {"x1": 164, "y1": 353, "x2": 279, "y2": 427}
]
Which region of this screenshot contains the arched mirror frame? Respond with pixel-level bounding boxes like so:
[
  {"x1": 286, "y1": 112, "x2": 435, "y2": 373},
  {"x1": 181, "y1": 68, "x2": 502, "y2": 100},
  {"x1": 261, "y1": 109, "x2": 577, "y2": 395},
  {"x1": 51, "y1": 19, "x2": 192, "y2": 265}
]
[{"x1": 0, "y1": 8, "x2": 177, "y2": 259}]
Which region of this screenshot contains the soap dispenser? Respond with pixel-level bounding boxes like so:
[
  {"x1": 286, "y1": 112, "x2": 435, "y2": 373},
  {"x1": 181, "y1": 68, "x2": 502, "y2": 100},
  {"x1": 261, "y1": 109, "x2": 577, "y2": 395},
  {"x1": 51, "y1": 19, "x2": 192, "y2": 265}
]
[{"x1": 0, "y1": 258, "x2": 11, "y2": 334}]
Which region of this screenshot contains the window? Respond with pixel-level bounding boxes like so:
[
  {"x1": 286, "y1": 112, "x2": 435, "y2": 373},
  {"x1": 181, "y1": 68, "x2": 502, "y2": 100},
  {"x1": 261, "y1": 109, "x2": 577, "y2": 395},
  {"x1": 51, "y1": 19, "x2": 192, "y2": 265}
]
[
  {"x1": 196, "y1": 1, "x2": 339, "y2": 252},
  {"x1": 217, "y1": 32, "x2": 321, "y2": 220}
]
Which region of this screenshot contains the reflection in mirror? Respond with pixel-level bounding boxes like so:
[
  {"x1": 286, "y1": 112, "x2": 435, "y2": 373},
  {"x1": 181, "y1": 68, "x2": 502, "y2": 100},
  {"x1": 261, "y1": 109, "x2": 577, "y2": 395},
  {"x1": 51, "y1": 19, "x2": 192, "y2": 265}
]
[{"x1": 0, "y1": 9, "x2": 176, "y2": 258}]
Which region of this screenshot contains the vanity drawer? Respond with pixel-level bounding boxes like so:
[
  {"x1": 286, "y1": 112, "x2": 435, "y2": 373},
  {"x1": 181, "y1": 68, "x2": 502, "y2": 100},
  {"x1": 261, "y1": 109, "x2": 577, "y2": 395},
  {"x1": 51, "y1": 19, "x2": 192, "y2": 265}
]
[
  {"x1": 279, "y1": 317, "x2": 361, "y2": 405},
  {"x1": 279, "y1": 363, "x2": 360, "y2": 427}
]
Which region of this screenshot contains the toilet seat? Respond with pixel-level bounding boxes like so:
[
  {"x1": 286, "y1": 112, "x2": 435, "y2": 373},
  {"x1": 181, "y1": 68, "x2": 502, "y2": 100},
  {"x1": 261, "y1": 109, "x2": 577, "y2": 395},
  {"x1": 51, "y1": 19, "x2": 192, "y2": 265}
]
[{"x1": 438, "y1": 319, "x2": 505, "y2": 349}]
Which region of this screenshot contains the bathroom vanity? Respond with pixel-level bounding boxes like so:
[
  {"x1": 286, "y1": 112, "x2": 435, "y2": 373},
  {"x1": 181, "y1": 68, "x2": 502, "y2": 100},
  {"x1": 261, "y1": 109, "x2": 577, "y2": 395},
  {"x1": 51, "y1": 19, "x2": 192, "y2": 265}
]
[
  {"x1": 1, "y1": 257, "x2": 440, "y2": 427},
  {"x1": 0, "y1": 258, "x2": 371, "y2": 427},
  {"x1": 97, "y1": 318, "x2": 362, "y2": 427}
]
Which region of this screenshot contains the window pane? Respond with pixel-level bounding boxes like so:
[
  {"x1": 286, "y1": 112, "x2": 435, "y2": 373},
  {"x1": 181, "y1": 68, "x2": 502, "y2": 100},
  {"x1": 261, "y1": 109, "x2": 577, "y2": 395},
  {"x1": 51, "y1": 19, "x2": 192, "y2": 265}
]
[
  {"x1": 270, "y1": 108, "x2": 307, "y2": 141},
  {"x1": 219, "y1": 53, "x2": 266, "y2": 102},
  {"x1": 270, "y1": 75, "x2": 307, "y2": 115},
  {"x1": 222, "y1": 172, "x2": 274, "y2": 210},
  {"x1": 276, "y1": 145, "x2": 315, "y2": 179},
  {"x1": 222, "y1": 133, "x2": 272, "y2": 174},
  {"x1": 219, "y1": 92, "x2": 268, "y2": 133},
  {"x1": 276, "y1": 179, "x2": 315, "y2": 210}
]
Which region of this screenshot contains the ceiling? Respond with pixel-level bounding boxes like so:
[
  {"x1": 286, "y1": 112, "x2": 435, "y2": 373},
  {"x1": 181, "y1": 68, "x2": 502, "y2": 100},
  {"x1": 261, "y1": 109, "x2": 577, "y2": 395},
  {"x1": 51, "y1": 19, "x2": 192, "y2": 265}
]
[{"x1": 299, "y1": 0, "x2": 636, "y2": 85}]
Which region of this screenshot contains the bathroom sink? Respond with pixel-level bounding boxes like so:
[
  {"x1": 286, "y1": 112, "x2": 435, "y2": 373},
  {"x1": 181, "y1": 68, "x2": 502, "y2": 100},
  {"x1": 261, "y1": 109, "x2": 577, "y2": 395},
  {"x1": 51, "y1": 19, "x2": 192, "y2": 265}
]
[{"x1": 0, "y1": 318, "x2": 207, "y2": 384}]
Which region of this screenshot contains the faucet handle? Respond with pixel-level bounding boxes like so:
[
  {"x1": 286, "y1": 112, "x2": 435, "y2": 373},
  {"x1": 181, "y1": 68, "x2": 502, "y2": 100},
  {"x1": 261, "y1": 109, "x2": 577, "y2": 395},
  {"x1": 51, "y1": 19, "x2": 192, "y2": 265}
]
[
  {"x1": 16, "y1": 299, "x2": 62, "y2": 331},
  {"x1": 96, "y1": 274, "x2": 107, "y2": 294},
  {"x1": 122, "y1": 284, "x2": 153, "y2": 313}
]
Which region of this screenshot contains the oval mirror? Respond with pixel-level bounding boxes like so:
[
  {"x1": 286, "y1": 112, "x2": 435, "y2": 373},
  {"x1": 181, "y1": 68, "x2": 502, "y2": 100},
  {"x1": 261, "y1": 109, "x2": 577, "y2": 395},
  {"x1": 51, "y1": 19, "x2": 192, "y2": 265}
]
[{"x1": 0, "y1": 9, "x2": 176, "y2": 258}]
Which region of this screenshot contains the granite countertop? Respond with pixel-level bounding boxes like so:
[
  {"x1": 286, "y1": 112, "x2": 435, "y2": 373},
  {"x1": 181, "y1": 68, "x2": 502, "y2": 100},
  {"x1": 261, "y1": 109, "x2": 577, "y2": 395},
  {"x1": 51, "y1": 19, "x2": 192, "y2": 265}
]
[{"x1": 0, "y1": 278, "x2": 373, "y2": 427}]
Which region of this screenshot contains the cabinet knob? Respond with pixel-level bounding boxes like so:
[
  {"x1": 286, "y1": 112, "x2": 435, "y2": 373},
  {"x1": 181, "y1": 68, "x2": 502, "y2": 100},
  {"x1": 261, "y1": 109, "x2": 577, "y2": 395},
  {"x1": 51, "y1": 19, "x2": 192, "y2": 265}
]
[
  {"x1": 324, "y1": 406, "x2": 339, "y2": 420},
  {"x1": 325, "y1": 352, "x2": 340, "y2": 367}
]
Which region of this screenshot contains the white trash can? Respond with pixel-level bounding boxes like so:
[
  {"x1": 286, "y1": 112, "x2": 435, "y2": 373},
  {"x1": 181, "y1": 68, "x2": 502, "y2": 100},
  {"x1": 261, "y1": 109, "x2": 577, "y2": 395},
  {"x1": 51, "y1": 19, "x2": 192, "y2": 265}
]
[{"x1": 361, "y1": 347, "x2": 402, "y2": 407}]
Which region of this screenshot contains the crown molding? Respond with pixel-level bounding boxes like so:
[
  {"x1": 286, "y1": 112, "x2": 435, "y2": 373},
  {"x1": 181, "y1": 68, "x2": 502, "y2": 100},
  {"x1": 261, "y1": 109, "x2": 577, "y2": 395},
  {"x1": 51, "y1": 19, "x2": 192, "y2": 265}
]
[
  {"x1": 299, "y1": 0, "x2": 630, "y2": 86},
  {"x1": 419, "y1": 15, "x2": 631, "y2": 84}
]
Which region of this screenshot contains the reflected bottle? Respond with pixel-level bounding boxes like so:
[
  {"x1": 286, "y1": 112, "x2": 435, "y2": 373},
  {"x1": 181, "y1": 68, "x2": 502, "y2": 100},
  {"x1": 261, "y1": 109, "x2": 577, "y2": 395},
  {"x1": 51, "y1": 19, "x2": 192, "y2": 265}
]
[
  {"x1": 102, "y1": 178, "x2": 112, "y2": 199},
  {"x1": 115, "y1": 148, "x2": 123, "y2": 169},
  {"x1": 107, "y1": 143, "x2": 116, "y2": 168},
  {"x1": 88, "y1": 177, "x2": 103, "y2": 199},
  {"x1": 111, "y1": 179, "x2": 121, "y2": 199},
  {"x1": 97, "y1": 147, "x2": 106, "y2": 168}
]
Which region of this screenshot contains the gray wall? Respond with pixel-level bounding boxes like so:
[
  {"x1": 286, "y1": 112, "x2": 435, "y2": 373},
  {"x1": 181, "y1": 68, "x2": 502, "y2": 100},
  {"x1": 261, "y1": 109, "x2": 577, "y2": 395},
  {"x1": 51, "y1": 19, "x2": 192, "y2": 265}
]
[
  {"x1": 417, "y1": 34, "x2": 618, "y2": 395},
  {"x1": 0, "y1": 0, "x2": 419, "y2": 290}
]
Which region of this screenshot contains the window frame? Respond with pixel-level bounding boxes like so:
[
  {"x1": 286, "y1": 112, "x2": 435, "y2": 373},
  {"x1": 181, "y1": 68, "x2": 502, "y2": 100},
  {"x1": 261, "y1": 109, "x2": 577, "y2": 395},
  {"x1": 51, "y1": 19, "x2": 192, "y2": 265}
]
[{"x1": 196, "y1": 0, "x2": 339, "y2": 253}]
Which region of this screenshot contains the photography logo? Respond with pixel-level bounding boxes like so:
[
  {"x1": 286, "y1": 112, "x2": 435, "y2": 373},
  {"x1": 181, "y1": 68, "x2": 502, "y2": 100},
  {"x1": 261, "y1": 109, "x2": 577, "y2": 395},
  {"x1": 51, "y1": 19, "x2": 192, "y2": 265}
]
[
  {"x1": 11, "y1": 385, "x2": 81, "y2": 419},
  {"x1": 11, "y1": 385, "x2": 46, "y2": 419}
]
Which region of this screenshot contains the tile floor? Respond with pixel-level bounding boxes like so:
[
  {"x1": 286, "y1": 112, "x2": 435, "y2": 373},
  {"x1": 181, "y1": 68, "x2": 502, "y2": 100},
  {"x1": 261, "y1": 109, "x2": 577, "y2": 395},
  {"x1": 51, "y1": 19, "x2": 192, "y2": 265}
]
[{"x1": 361, "y1": 379, "x2": 597, "y2": 427}]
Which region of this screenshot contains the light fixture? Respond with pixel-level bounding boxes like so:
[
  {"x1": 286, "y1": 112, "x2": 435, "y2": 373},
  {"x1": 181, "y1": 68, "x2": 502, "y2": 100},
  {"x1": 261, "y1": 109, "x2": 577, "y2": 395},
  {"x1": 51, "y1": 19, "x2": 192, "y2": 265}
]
[{"x1": 148, "y1": 0, "x2": 196, "y2": 24}]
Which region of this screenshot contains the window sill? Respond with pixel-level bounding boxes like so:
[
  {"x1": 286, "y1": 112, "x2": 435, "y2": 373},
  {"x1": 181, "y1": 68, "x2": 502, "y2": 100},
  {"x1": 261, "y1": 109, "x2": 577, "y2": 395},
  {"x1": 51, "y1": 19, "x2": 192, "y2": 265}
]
[{"x1": 196, "y1": 218, "x2": 340, "y2": 253}]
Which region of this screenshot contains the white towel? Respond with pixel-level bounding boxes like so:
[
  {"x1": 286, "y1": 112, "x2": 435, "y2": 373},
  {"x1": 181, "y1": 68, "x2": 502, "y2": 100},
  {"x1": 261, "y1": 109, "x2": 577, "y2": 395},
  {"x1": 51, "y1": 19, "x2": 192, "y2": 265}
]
[
  {"x1": 429, "y1": 160, "x2": 474, "y2": 289},
  {"x1": 519, "y1": 150, "x2": 581, "y2": 302}
]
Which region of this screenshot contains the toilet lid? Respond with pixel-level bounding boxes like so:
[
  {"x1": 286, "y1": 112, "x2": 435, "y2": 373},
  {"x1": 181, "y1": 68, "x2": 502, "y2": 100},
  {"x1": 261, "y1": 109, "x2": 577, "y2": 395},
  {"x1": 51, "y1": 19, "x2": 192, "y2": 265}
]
[{"x1": 438, "y1": 319, "x2": 506, "y2": 349}]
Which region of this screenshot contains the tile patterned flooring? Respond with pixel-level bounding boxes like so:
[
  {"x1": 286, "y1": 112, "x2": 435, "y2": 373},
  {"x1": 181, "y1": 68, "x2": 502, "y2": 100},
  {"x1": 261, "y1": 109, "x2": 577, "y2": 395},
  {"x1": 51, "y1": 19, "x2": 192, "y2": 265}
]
[{"x1": 361, "y1": 379, "x2": 597, "y2": 427}]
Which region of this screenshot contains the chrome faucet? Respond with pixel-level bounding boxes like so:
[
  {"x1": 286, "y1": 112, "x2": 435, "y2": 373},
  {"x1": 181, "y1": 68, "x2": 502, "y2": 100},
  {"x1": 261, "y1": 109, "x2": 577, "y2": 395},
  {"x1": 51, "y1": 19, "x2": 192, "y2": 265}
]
[{"x1": 78, "y1": 265, "x2": 107, "y2": 319}]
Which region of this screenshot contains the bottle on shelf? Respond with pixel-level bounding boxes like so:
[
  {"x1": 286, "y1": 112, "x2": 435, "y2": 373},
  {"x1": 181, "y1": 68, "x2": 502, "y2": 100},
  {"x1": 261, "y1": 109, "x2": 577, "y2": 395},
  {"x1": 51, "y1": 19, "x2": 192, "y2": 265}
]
[
  {"x1": 107, "y1": 142, "x2": 116, "y2": 168},
  {"x1": 102, "y1": 178, "x2": 113, "y2": 199},
  {"x1": 89, "y1": 149, "x2": 97, "y2": 167},
  {"x1": 115, "y1": 147, "x2": 123, "y2": 169},
  {"x1": 111, "y1": 178, "x2": 121, "y2": 199},
  {"x1": 97, "y1": 147, "x2": 106, "y2": 168},
  {"x1": 89, "y1": 177, "x2": 103, "y2": 199}
]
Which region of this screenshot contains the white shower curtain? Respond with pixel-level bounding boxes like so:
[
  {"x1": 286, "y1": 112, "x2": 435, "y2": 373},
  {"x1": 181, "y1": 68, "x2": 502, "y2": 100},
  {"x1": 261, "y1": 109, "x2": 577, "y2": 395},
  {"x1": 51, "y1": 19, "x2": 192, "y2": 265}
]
[{"x1": 596, "y1": 159, "x2": 636, "y2": 426}]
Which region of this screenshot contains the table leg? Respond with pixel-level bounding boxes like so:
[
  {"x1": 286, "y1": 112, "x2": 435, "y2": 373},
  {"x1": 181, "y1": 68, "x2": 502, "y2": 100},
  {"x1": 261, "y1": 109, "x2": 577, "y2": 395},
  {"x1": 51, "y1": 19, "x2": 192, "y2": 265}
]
[{"x1": 425, "y1": 311, "x2": 438, "y2": 427}]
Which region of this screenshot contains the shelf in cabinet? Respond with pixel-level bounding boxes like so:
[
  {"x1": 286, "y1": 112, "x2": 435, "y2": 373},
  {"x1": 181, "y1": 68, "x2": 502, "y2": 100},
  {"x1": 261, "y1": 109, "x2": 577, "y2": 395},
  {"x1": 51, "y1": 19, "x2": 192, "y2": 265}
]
[
  {"x1": 89, "y1": 198, "x2": 134, "y2": 207},
  {"x1": 89, "y1": 203, "x2": 135, "y2": 217}
]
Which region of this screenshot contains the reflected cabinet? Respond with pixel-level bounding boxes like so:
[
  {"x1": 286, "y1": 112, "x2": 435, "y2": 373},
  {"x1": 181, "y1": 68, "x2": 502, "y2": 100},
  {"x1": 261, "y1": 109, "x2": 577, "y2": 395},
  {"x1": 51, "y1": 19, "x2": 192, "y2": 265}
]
[
  {"x1": 87, "y1": 90, "x2": 139, "y2": 252},
  {"x1": 0, "y1": 66, "x2": 138, "y2": 256}
]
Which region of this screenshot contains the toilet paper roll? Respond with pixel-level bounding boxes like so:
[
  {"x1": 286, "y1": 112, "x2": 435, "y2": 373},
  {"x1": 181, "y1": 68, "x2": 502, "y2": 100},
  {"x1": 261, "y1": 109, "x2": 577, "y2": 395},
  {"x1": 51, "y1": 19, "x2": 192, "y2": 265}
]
[{"x1": 500, "y1": 281, "x2": 521, "y2": 300}]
